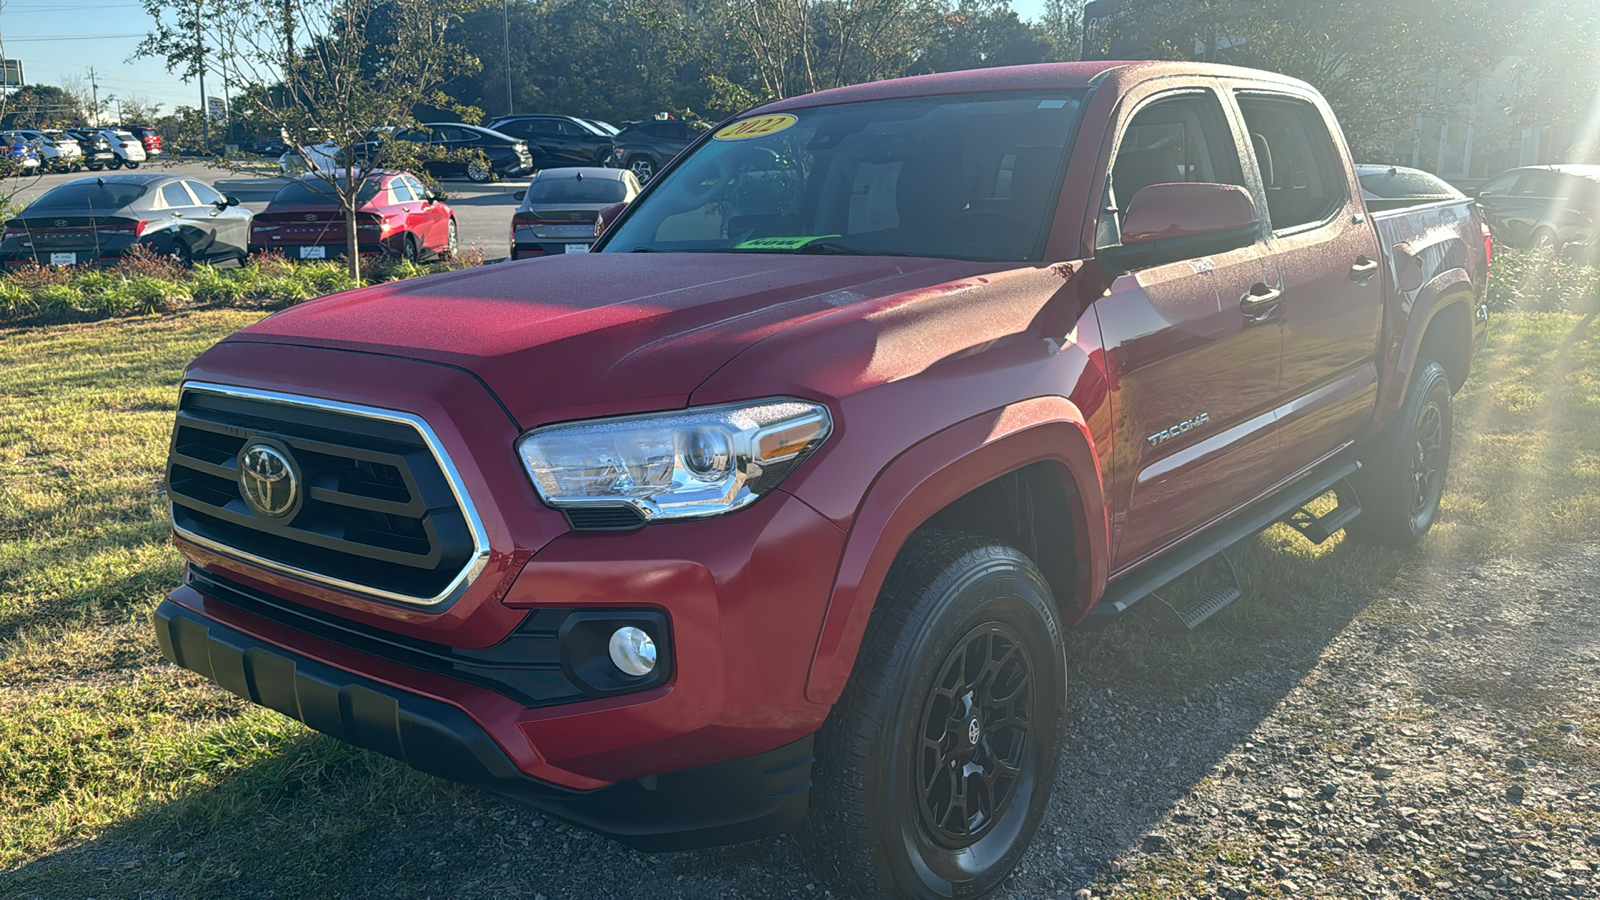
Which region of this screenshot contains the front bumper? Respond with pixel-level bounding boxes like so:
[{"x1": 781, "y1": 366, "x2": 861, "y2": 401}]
[{"x1": 154, "y1": 596, "x2": 815, "y2": 850}]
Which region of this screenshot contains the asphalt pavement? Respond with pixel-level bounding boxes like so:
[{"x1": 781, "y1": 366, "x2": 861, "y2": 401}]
[{"x1": 1, "y1": 158, "x2": 524, "y2": 262}]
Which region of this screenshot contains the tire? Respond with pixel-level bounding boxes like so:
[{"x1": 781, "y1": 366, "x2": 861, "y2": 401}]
[
  {"x1": 1530, "y1": 227, "x2": 1561, "y2": 255},
  {"x1": 805, "y1": 531, "x2": 1067, "y2": 900},
  {"x1": 466, "y1": 160, "x2": 491, "y2": 183},
  {"x1": 167, "y1": 239, "x2": 193, "y2": 268},
  {"x1": 106, "y1": 157, "x2": 122, "y2": 170},
  {"x1": 1346, "y1": 359, "x2": 1452, "y2": 546},
  {"x1": 401, "y1": 233, "x2": 420, "y2": 263},
  {"x1": 86, "y1": 161, "x2": 103, "y2": 171},
  {"x1": 446, "y1": 218, "x2": 458, "y2": 256},
  {"x1": 628, "y1": 155, "x2": 656, "y2": 182},
  {"x1": 125, "y1": 161, "x2": 141, "y2": 170}
]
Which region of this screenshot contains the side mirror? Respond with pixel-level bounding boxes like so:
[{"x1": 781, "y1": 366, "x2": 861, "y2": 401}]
[
  {"x1": 596, "y1": 201, "x2": 630, "y2": 234},
  {"x1": 422, "y1": 190, "x2": 437, "y2": 202},
  {"x1": 224, "y1": 195, "x2": 241, "y2": 207},
  {"x1": 1096, "y1": 183, "x2": 1260, "y2": 275},
  {"x1": 1464, "y1": 187, "x2": 1482, "y2": 199},
  {"x1": 513, "y1": 189, "x2": 527, "y2": 201}
]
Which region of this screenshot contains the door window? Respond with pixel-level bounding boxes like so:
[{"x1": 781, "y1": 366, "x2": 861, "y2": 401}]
[
  {"x1": 1098, "y1": 90, "x2": 1247, "y2": 250},
  {"x1": 1511, "y1": 170, "x2": 1564, "y2": 198},
  {"x1": 1477, "y1": 171, "x2": 1521, "y2": 196},
  {"x1": 187, "y1": 181, "x2": 224, "y2": 206},
  {"x1": 402, "y1": 175, "x2": 429, "y2": 200},
  {"x1": 159, "y1": 182, "x2": 197, "y2": 208},
  {"x1": 1235, "y1": 93, "x2": 1348, "y2": 232},
  {"x1": 390, "y1": 179, "x2": 416, "y2": 203}
]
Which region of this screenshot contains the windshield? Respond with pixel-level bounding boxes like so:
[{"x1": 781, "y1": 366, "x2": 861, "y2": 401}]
[
  {"x1": 271, "y1": 178, "x2": 384, "y2": 205},
  {"x1": 526, "y1": 177, "x2": 629, "y2": 204},
  {"x1": 30, "y1": 182, "x2": 148, "y2": 210},
  {"x1": 602, "y1": 90, "x2": 1085, "y2": 261}
]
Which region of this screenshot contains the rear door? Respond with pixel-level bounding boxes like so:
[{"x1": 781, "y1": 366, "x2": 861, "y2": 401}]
[
  {"x1": 402, "y1": 174, "x2": 446, "y2": 248},
  {"x1": 387, "y1": 176, "x2": 428, "y2": 246},
  {"x1": 1093, "y1": 83, "x2": 1284, "y2": 570},
  {"x1": 1228, "y1": 87, "x2": 1384, "y2": 471}
]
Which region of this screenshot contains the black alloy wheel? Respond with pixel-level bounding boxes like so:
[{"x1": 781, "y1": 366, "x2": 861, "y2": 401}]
[
  {"x1": 806, "y1": 531, "x2": 1067, "y2": 900},
  {"x1": 1347, "y1": 359, "x2": 1453, "y2": 546}
]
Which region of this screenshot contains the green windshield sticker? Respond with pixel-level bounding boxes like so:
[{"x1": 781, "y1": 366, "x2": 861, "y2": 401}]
[{"x1": 734, "y1": 235, "x2": 841, "y2": 251}]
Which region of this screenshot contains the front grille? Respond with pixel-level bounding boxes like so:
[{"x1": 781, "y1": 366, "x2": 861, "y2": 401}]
[{"x1": 167, "y1": 383, "x2": 487, "y2": 606}]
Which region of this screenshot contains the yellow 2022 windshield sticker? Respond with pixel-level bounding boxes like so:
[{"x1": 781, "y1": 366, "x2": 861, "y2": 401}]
[{"x1": 714, "y1": 114, "x2": 798, "y2": 141}]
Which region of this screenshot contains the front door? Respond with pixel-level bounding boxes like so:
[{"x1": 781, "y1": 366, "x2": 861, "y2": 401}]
[{"x1": 1094, "y1": 86, "x2": 1285, "y2": 571}]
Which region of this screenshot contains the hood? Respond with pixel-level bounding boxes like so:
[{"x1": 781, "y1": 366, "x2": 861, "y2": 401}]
[{"x1": 226, "y1": 252, "x2": 1003, "y2": 427}]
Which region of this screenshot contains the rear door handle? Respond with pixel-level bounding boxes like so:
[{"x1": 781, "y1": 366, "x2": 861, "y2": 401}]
[
  {"x1": 1240, "y1": 285, "x2": 1282, "y2": 322},
  {"x1": 1350, "y1": 256, "x2": 1380, "y2": 281}
]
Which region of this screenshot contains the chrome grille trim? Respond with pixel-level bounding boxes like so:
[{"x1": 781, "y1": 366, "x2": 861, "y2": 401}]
[{"x1": 170, "y1": 381, "x2": 492, "y2": 609}]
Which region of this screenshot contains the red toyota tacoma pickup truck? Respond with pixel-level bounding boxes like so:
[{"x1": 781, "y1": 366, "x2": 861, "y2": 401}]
[{"x1": 156, "y1": 62, "x2": 1488, "y2": 898}]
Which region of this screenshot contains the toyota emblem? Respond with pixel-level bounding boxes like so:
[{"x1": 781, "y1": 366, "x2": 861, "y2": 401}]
[{"x1": 238, "y1": 440, "x2": 301, "y2": 520}]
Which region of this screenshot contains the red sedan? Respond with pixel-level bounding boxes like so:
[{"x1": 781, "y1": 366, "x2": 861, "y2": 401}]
[{"x1": 249, "y1": 170, "x2": 457, "y2": 261}]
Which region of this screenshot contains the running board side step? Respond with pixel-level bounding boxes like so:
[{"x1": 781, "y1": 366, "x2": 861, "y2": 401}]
[
  {"x1": 1142, "y1": 551, "x2": 1242, "y2": 632},
  {"x1": 1078, "y1": 455, "x2": 1360, "y2": 631},
  {"x1": 1279, "y1": 477, "x2": 1363, "y2": 545}
]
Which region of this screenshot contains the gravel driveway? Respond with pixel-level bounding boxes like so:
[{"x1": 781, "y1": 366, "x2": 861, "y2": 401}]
[{"x1": 12, "y1": 543, "x2": 1598, "y2": 899}]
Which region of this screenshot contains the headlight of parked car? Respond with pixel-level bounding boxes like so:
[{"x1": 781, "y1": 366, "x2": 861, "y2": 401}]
[{"x1": 516, "y1": 399, "x2": 832, "y2": 521}]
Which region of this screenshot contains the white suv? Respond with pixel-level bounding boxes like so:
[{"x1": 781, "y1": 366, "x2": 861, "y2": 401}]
[
  {"x1": 100, "y1": 129, "x2": 148, "y2": 169},
  {"x1": 12, "y1": 129, "x2": 83, "y2": 172}
]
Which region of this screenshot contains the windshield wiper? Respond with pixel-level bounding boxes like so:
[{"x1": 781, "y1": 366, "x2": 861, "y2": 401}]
[{"x1": 796, "y1": 240, "x2": 867, "y2": 255}]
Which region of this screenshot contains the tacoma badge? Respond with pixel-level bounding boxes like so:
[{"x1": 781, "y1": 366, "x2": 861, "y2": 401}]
[{"x1": 1148, "y1": 413, "x2": 1209, "y2": 447}]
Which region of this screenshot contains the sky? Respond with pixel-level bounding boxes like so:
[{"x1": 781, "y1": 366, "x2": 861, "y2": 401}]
[
  {"x1": 0, "y1": 0, "x2": 1056, "y2": 122},
  {"x1": 0, "y1": 0, "x2": 203, "y2": 115}
]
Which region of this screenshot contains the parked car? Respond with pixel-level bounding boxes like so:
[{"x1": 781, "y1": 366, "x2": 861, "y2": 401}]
[
  {"x1": 156, "y1": 61, "x2": 1488, "y2": 899},
  {"x1": 1473, "y1": 164, "x2": 1600, "y2": 256},
  {"x1": 99, "y1": 129, "x2": 148, "y2": 169},
  {"x1": 126, "y1": 125, "x2": 164, "y2": 157},
  {"x1": 0, "y1": 172, "x2": 249, "y2": 267},
  {"x1": 9, "y1": 129, "x2": 83, "y2": 172},
  {"x1": 579, "y1": 118, "x2": 620, "y2": 136},
  {"x1": 248, "y1": 137, "x2": 291, "y2": 157},
  {"x1": 375, "y1": 123, "x2": 533, "y2": 182},
  {"x1": 0, "y1": 133, "x2": 41, "y2": 173},
  {"x1": 510, "y1": 167, "x2": 640, "y2": 259},
  {"x1": 62, "y1": 130, "x2": 116, "y2": 171},
  {"x1": 248, "y1": 169, "x2": 457, "y2": 261},
  {"x1": 608, "y1": 118, "x2": 705, "y2": 182},
  {"x1": 1356, "y1": 163, "x2": 1467, "y2": 213},
  {"x1": 278, "y1": 139, "x2": 344, "y2": 174},
  {"x1": 484, "y1": 114, "x2": 615, "y2": 168}
]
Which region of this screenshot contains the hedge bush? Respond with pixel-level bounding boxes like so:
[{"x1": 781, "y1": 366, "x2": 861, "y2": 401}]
[
  {"x1": 1486, "y1": 246, "x2": 1600, "y2": 313},
  {"x1": 0, "y1": 245, "x2": 488, "y2": 326}
]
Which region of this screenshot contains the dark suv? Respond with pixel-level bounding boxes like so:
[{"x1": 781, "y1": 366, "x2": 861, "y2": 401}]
[
  {"x1": 608, "y1": 119, "x2": 705, "y2": 182},
  {"x1": 1475, "y1": 164, "x2": 1600, "y2": 257},
  {"x1": 484, "y1": 115, "x2": 614, "y2": 169}
]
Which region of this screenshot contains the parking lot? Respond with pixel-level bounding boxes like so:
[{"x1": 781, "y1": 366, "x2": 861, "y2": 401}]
[{"x1": 2, "y1": 159, "x2": 524, "y2": 262}]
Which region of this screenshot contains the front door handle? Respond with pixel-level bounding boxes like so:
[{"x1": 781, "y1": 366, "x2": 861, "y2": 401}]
[
  {"x1": 1240, "y1": 285, "x2": 1282, "y2": 322},
  {"x1": 1350, "y1": 256, "x2": 1380, "y2": 281}
]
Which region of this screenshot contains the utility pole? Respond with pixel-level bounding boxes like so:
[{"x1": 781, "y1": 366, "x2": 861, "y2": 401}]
[
  {"x1": 196, "y1": 0, "x2": 208, "y2": 147},
  {"x1": 88, "y1": 67, "x2": 100, "y2": 126},
  {"x1": 502, "y1": 0, "x2": 513, "y2": 116}
]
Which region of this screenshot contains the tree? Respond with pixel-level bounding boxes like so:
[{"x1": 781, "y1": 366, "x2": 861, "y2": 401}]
[
  {"x1": 139, "y1": 0, "x2": 489, "y2": 279},
  {"x1": 0, "y1": 85, "x2": 87, "y2": 129},
  {"x1": 1101, "y1": 0, "x2": 1513, "y2": 157},
  {"x1": 115, "y1": 94, "x2": 166, "y2": 126}
]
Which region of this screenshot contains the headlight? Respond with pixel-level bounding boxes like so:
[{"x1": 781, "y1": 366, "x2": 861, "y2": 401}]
[{"x1": 516, "y1": 398, "x2": 832, "y2": 522}]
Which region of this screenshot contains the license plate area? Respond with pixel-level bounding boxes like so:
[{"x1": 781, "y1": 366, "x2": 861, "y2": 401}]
[
  {"x1": 564, "y1": 243, "x2": 590, "y2": 254},
  {"x1": 299, "y1": 246, "x2": 327, "y2": 260},
  {"x1": 49, "y1": 252, "x2": 76, "y2": 266}
]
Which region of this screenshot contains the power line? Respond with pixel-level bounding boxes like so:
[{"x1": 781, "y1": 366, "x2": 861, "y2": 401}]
[{"x1": 5, "y1": 33, "x2": 147, "y2": 41}]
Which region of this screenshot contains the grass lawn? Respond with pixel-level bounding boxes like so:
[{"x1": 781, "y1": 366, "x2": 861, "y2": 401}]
[{"x1": 2, "y1": 307, "x2": 1599, "y2": 896}]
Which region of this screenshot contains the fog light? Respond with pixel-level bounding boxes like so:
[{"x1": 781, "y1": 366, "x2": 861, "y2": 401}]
[{"x1": 608, "y1": 626, "x2": 657, "y2": 676}]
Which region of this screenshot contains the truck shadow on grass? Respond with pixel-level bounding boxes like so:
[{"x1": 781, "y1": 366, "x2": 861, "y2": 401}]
[{"x1": 5, "y1": 533, "x2": 1416, "y2": 899}]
